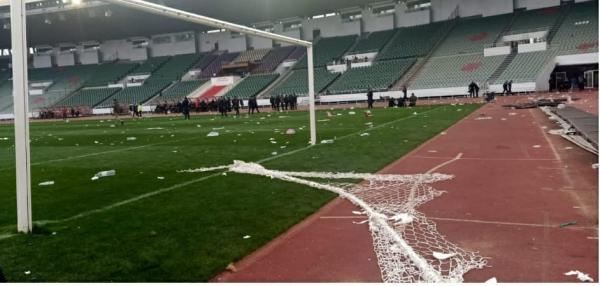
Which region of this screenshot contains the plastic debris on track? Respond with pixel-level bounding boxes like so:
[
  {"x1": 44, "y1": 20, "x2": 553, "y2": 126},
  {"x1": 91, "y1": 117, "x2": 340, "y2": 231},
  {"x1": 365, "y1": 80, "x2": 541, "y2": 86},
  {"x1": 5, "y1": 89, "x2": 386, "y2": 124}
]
[{"x1": 179, "y1": 161, "x2": 486, "y2": 283}]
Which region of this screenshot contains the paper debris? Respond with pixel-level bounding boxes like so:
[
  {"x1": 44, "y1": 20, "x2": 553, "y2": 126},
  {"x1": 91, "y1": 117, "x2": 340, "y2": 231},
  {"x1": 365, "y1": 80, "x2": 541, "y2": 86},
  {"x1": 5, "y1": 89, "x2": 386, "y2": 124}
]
[
  {"x1": 360, "y1": 133, "x2": 370, "y2": 137},
  {"x1": 348, "y1": 111, "x2": 356, "y2": 115},
  {"x1": 147, "y1": 127, "x2": 164, "y2": 130},
  {"x1": 475, "y1": 116, "x2": 493, "y2": 120},
  {"x1": 207, "y1": 131, "x2": 220, "y2": 137},
  {"x1": 271, "y1": 152, "x2": 278, "y2": 156},
  {"x1": 532, "y1": 145, "x2": 541, "y2": 148},
  {"x1": 38, "y1": 181, "x2": 55, "y2": 186},
  {"x1": 321, "y1": 139, "x2": 334, "y2": 144},
  {"x1": 126, "y1": 137, "x2": 137, "y2": 141},
  {"x1": 226, "y1": 263, "x2": 238, "y2": 273},
  {"x1": 564, "y1": 270, "x2": 594, "y2": 282},
  {"x1": 24, "y1": 271, "x2": 31, "y2": 275},
  {"x1": 157, "y1": 177, "x2": 165, "y2": 180},
  {"x1": 286, "y1": 129, "x2": 296, "y2": 135},
  {"x1": 91, "y1": 170, "x2": 116, "y2": 181},
  {"x1": 485, "y1": 277, "x2": 498, "y2": 283},
  {"x1": 433, "y1": 252, "x2": 457, "y2": 260},
  {"x1": 243, "y1": 235, "x2": 251, "y2": 239},
  {"x1": 390, "y1": 213, "x2": 413, "y2": 224},
  {"x1": 592, "y1": 164, "x2": 599, "y2": 169},
  {"x1": 0, "y1": 137, "x2": 8, "y2": 140}
]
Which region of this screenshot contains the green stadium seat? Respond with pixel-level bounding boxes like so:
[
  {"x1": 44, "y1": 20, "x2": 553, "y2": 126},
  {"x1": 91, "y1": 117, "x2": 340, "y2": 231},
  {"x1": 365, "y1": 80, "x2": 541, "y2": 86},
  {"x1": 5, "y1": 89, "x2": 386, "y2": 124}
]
[
  {"x1": 223, "y1": 74, "x2": 279, "y2": 99},
  {"x1": 326, "y1": 59, "x2": 416, "y2": 94}
]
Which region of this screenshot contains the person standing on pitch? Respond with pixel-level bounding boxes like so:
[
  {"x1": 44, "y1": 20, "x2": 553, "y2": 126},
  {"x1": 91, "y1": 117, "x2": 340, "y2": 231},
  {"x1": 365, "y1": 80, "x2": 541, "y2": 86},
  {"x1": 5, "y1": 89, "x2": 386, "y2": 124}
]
[
  {"x1": 112, "y1": 98, "x2": 120, "y2": 119},
  {"x1": 409, "y1": 93, "x2": 418, "y2": 107},
  {"x1": 182, "y1": 97, "x2": 191, "y2": 120},
  {"x1": 232, "y1": 97, "x2": 241, "y2": 116},
  {"x1": 367, "y1": 89, "x2": 374, "y2": 109},
  {"x1": 402, "y1": 85, "x2": 408, "y2": 99}
]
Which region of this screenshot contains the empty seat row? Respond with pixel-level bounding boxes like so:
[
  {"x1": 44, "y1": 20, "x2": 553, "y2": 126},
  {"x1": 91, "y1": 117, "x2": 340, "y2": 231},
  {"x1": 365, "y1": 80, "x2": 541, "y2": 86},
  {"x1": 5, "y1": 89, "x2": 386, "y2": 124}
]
[
  {"x1": 349, "y1": 29, "x2": 397, "y2": 54},
  {"x1": 272, "y1": 68, "x2": 339, "y2": 96},
  {"x1": 294, "y1": 35, "x2": 358, "y2": 69},
  {"x1": 97, "y1": 82, "x2": 170, "y2": 108},
  {"x1": 223, "y1": 74, "x2": 279, "y2": 99},
  {"x1": 326, "y1": 58, "x2": 416, "y2": 94},
  {"x1": 412, "y1": 53, "x2": 506, "y2": 89},
  {"x1": 377, "y1": 23, "x2": 445, "y2": 60},
  {"x1": 56, "y1": 87, "x2": 121, "y2": 108},
  {"x1": 152, "y1": 80, "x2": 207, "y2": 103}
]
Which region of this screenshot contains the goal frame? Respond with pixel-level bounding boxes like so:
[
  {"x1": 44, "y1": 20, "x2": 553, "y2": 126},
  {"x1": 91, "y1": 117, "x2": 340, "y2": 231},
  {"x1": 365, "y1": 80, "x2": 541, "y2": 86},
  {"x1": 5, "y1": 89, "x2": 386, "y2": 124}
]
[{"x1": 10, "y1": 0, "x2": 317, "y2": 233}]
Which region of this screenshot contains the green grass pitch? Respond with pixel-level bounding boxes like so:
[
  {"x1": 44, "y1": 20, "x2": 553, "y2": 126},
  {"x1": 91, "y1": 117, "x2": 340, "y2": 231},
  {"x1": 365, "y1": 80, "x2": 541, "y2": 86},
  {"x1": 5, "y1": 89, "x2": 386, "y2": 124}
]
[{"x1": 0, "y1": 104, "x2": 479, "y2": 281}]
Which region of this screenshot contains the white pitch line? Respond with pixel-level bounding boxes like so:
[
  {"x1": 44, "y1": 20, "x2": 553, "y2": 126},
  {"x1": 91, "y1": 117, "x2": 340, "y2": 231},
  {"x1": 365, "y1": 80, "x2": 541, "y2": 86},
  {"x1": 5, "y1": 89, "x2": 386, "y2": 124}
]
[{"x1": 0, "y1": 107, "x2": 446, "y2": 239}]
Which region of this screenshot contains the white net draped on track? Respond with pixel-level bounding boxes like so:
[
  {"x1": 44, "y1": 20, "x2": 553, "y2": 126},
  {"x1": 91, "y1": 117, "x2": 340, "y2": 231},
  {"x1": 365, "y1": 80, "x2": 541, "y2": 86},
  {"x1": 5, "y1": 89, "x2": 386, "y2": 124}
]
[{"x1": 180, "y1": 161, "x2": 486, "y2": 283}]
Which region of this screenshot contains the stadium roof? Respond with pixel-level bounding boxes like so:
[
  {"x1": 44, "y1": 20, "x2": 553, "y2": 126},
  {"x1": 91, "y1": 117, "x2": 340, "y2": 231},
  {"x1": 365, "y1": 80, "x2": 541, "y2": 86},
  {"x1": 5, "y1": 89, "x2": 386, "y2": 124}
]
[{"x1": 0, "y1": 0, "x2": 393, "y2": 48}]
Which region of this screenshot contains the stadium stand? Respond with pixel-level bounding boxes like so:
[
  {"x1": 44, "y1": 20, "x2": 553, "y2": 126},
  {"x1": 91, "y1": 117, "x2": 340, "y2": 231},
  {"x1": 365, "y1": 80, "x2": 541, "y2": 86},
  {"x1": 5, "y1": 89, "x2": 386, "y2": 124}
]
[
  {"x1": 233, "y1": 48, "x2": 270, "y2": 63},
  {"x1": 198, "y1": 85, "x2": 227, "y2": 101},
  {"x1": 84, "y1": 63, "x2": 138, "y2": 87},
  {"x1": 348, "y1": 29, "x2": 396, "y2": 54},
  {"x1": 193, "y1": 54, "x2": 218, "y2": 70},
  {"x1": 200, "y1": 52, "x2": 239, "y2": 78},
  {"x1": 326, "y1": 59, "x2": 416, "y2": 94},
  {"x1": 493, "y1": 50, "x2": 558, "y2": 84},
  {"x1": 97, "y1": 82, "x2": 170, "y2": 108},
  {"x1": 272, "y1": 68, "x2": 339, "y2": 96},
  {"x1": 433, "y1": 15, "x2": 511, "y2": 56},
  {"x1": 552, "y1": 1, "x2": 598, "y2": 54},
  {"x1": 411, "y1": 53, "x2": 506, "y2": 89},
  {"x1": 223, "y1": 74, "x2": 278, "y2": 99},
  {"x1": 377, "y1": 23, "x2": 445, "y2": 60},
  {"x1": 152, "y1": 80, "x2": 207, "y2": 102},
  {"x1": 146, "y1": 53, "x2": 203, "y2": 84},
  {"x1": 130, "y1": 56, "x2": 171, "y2": 74},
  {"x1": 507, "y1": 6, "x2": 563, "y2": 34},
  {"x1": 56, "y1": 87, "x2": 121, "y2": 108},
  {"x1": 253, "y1": 46, "x2": 296, "y2": 73},
  {"x1": 287, "y1": 46, "x2": 306, "y2": 61},
  {"x1": 294, "y1": 35, "x2": 357, "y2": 69}
]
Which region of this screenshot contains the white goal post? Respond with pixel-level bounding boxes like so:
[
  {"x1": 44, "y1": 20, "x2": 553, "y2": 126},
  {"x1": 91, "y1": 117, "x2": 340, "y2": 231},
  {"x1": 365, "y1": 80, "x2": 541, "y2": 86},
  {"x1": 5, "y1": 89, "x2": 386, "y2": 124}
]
[{"x1": 10, "y1": 0, "x2": 317, "y2": 233}]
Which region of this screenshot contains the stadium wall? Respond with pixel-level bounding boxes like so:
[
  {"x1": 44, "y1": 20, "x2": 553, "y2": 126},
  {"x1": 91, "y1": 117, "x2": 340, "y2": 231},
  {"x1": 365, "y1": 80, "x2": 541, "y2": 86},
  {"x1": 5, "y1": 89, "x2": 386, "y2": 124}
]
[
  {"x1": 431, "y1": 0, "x2": 514, "y2": 21},
  {"x1": 396, "y1": 3, "x2": 432, "y2": 27},
  {"x1": 150, "y1": 31, "x2": 197, "y2": 57},
  {"x1": 514, "y1": 0, "x2": 561, "y2": 10},
  {"x1": 362, "y1": 10, "x2": 395, "y2": 32},
  {"x1": 197, "y1": 31, "x2": 247, "y2": 53},
  {"x1": 100, "y1": 39, "x2": 149, "y2": 62},
  {"x1": 301, "y1": 15, "x2": 361, "y2": 41}
]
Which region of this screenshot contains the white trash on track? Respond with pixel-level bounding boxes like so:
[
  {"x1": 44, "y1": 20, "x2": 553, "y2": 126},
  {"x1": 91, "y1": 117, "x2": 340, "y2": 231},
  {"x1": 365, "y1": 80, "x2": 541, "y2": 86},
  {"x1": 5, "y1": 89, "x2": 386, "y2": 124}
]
[{"x1": 564, "y1": 270, "x2": 594, "y2": 282}]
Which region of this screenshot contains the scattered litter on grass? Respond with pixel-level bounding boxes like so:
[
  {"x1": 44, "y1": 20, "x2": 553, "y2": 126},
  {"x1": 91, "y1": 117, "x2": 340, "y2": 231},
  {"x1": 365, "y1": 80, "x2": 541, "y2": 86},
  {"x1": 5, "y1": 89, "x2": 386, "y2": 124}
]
[
  {"x1": 57, "y1": 138, "x2": 64, "y2": 141},
  {"x1": 24, "y1": 271, "x2": 31, "y2": 275},
  {"x1": 365, "y1": 122, "x2": 373, "y2": 126},
  {"x1": 94, "y1": 141, "x2": 99, "y2": 144},
  {"x1": 318, "y1": 119, "x2": 330, "y2": 122},
  {"x1": 564, "y1": 270, "x2": 594, "y2": 282},
  {"x1": 157, "y1": 177, "x2": 165, "y2": 180},
  {"x1": 270, "y1": 141, "x2": 277, "y2": 144},
  {"x1": 280, "y1": 146, "x2": 287, "y2": 149},
  {"x1": 433, "y1": 252, "x2": 457, "y2": 260},
  {"x1": 207, "y1": 131, "x2": 220, "y2": 137},
  {"x1": 146, "y1": 127, "x2": 164, "y2": 130},
  {"x1": 278, "y1": 116, "x2": 289, "y2": 119},
  {"x1": 271, "y1": 152, "x2": 278, "y2": 156},
  {"x1": 0, "y1": 137, "x2": 8, "y2": 141},
  {"x1": 286, "y1": 129, "x2": 296, "y2": 135},
  {"x1": 348, "y1": 111, "x2": 356, "y2": 115},
  {"x1": 172, "y1": 150, "x2": 178, "y2": 153},
  {"x1": 413, "y1": 112, "x2": 418, "y2": 115},
  {"x1": 360, "y1": 133, "x2": 370, "y2": 137},
  {"x1": 110, "y1": 125, "x2": 116, "y2": 128},
  {"x1": 321, "y1": 139, "x2": 334, "y2": 144},
  {"x1": 243, "y1": 235, "x2": 251, "y2": 239},
  {"x1": 170, "y1": 134, "x2": 175, "y2": 138},
  {"x1": 126, "y1": 137, "x2": 137, "y2": 141},
  {"x1": 440, "y1": 132, "x2": 447, "y2": 135},
  {"x1": 456, "y1": 109, "x2": 463, "y2": 112},
  {"x1": 485, "y1": 277, "x2": 498, "y2": 283},
  {"x1": 559, "y1": 221, "x2": 577, "y2": 228},
  {"x1": 91, "y1": 170, "x2": 115, "y2": 181},
  {"x1": 38, "y1": 181, "x2": 54, "y2": 186}
]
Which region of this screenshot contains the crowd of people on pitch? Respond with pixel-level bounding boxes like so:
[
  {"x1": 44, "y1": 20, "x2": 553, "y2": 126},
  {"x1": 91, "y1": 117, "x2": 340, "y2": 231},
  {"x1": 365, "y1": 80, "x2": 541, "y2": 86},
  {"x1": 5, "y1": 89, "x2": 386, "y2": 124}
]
[
  {"x1": 39, "y1": 106, "x2": 88, "y2": 119},
  {"x1": 269, "y1": 94, "x2": 299, "y2": 111},
  {"x1": 366, "y1": 86, "x2": 417, "y2": 109},
  {"x1": 152, "y1": 96, "x2": 261, "y2": 118}
]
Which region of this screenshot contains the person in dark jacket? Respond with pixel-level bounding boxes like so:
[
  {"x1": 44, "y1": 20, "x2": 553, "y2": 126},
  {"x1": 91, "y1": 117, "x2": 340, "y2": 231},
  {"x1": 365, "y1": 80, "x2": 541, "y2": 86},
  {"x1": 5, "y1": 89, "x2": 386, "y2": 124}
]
[
  {"x1": 409, "y1": 93, "x2": 418, "y2": 107},
  {"x1": 232, "y1": 97, "x2": 241, "y2": 116},
  {"x1": 182, "y1": 97, "x2": 191, "y2": 120},
  {"x1": 366, "y1": 89, "x2": 374, "y2": 109}
]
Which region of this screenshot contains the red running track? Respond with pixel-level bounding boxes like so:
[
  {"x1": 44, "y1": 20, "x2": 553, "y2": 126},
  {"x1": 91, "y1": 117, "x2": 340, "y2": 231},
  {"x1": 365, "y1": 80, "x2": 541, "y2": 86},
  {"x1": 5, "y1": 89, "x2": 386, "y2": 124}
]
[{"x1": 214, "y1": 95, "x2": 598, "y2": 283}]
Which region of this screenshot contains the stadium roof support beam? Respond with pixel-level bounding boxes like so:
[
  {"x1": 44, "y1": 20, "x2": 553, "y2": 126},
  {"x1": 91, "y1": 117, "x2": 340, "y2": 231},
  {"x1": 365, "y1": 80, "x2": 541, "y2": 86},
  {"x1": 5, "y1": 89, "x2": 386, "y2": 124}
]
[
  {"x1": 11, "y1": 0, "x2": 33, "y2": 233},
  {"x1": 105, "y1": 0, "x2": 317, "y2": 145}
]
